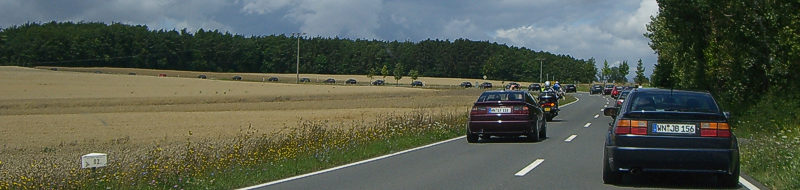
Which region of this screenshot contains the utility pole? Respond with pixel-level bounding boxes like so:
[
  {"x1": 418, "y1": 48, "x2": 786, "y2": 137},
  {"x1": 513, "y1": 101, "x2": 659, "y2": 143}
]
[
  {"x1": 292, "y1": 32, "x2": 306, "y2": 84},
  {"x1": 536, "y1": 58, "x2": 545, "y2": 83}
]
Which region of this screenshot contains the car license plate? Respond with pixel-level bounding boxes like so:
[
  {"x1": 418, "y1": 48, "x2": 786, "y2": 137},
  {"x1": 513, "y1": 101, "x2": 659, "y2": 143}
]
[
  {"x1": 653, "y1": 123, "x2": 696, "y2": 134},
  {"x1": 544, "y1": 107, "x2": 551, "y2": 111},
  {"x1": 489, "y1": 107, "x2": 511, "y2": 114}
]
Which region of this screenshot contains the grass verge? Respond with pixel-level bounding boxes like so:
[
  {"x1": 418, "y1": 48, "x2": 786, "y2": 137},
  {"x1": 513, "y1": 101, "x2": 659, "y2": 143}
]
[
  {"x1": 0, "y1": 110, "x2": 467, "y2": 189},
  {"x1": 730, "y1": 93, "x2": 800, "y2": 190}
]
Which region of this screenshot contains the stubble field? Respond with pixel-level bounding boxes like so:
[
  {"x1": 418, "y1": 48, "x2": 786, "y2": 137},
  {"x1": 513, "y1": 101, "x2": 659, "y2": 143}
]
[{"x1": 0, "y1": 66, "x2": 481, "y2": 170}]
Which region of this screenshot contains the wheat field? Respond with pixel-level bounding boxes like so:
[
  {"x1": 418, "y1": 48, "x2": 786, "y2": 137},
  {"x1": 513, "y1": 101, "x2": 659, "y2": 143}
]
[{"x1": 0, "y1": 66, "x2": 483, "y2": 165}]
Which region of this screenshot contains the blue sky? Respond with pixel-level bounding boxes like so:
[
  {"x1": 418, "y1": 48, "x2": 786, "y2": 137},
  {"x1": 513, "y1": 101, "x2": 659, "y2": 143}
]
[{"x1": 0, "y1": 0, "x2": 659, "y2": 77}]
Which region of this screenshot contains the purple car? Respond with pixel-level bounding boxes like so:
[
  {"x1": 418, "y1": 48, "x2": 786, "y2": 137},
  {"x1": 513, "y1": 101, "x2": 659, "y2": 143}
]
[{"x1": 467, "y1": 90, "x2": 546, "y2": 143}]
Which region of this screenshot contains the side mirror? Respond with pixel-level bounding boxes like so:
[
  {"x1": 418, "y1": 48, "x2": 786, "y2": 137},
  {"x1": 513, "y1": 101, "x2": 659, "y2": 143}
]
[
  {"x1": 603, "y1": 107, "x2": 619, "y2": 117},
  {"x1": 723, "y1": 112, "x2": 731, "y2": 120}
]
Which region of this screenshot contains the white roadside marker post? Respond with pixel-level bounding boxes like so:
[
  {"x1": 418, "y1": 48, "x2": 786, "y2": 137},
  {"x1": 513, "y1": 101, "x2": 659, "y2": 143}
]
[{"x1": 81, "y1": 153, "x2": 108, "y2": 173}]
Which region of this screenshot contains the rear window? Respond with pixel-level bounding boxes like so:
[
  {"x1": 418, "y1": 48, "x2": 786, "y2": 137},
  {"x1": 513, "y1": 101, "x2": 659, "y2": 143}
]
[
  {"x1": 606, "y1": 85, "x2": 614, "y2": 88},
  {"x1": 478, "y1": 92, "x2": 524, "y2": 102},
  {"x1": 628, "y1": 92, "x2": 719, "y2": 113}
]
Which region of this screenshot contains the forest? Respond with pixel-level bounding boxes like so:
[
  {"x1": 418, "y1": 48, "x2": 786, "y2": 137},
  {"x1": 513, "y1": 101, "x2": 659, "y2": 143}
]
[{"x1": 0, "y1": 22, "x2": 599, "y2": 83}]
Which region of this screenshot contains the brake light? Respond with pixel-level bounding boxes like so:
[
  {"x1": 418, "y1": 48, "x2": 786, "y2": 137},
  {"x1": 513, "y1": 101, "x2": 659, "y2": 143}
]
[
  {"x1": 512, "y1": 105, "x2": 529, "y2": 114},
  {"x1": 616, "y1": 99, "x2": 623, "y2": 106},
  {"x1": 701, "y1": 122, "x2": 731, "y2": 137},
  {"x1": 541, "y1": 102, "x2": 555, "y2": 107},
  {"x1": 615, "y1": 120, "x2": 648, "y2": 135},
  {"x1": 470, "y1": 106, "x2": 487, "y2": 115}
]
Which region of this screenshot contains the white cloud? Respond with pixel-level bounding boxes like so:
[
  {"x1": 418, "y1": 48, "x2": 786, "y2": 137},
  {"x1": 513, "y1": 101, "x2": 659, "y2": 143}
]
[
  {"x1": 442, "y1": 19, "x2": 481, "y2": 39},
  {"x1": 241, "y1": 0, "x2": 383, "y2": 39},
  {"x1": 241, "y1": 0, "x2": 293, "y2": 15}
]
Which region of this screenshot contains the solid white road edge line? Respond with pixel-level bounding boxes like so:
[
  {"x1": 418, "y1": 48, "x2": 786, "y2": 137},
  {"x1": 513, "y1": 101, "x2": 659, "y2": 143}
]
[
  {"x1": 515, "y1": 159, "x2": 545, "y2": 176},
  {"x1": 584, "y1": 123, "x2": 591, "y2": 128},
  {"x1": 740, "y1": 177, "x2": 760, "y2": 190},
  {"x1": 238, "y1": 135, "x2": 466, "y2": 189},
  {"x1": 593, "y1": 114, "x2": 599, "y2": 119},
  {"x1": 564, "y1": 135, "x2": 577, "y2": 142},
  {"x1": 560, "y1": 96, "x2": 580, "y2": 108}
]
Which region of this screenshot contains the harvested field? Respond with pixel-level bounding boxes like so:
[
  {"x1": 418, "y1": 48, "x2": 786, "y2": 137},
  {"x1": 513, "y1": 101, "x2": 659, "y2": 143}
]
[{"x1": 0, "y1": 66, "x2": 481, "y2": 169}]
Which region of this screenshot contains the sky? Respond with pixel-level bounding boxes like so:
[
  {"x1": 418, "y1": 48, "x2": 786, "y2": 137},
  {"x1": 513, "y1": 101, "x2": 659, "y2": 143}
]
[{"x1": 0, "y1": 0, "x2": 660, "y2": 78}]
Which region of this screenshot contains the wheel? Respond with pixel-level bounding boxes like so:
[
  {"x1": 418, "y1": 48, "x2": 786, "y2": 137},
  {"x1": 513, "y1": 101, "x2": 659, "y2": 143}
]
[
  {"x1": 603, "y1": 154, "x2": 622, "y2": 184},
  {"x1": 467, "y1": 133, "x2": 479, "y2": 143},
  {"x1": 718, "y1": 164, "x2": 740, "y2": 188},
  {"x1": 546, "y1": 115, "x2": 554, "y2": 122},
  {"x1": 528, "y1": 124, "x2": 541, "y2": 142},
  {"x1": 539, "y1": 123, "x2": 547, "y2": 139}
]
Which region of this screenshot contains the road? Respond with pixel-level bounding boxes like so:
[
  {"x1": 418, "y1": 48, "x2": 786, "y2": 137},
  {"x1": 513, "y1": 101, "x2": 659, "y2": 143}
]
[{"x1": 245, "y1": 92, "x2": 761, "y2": 190}]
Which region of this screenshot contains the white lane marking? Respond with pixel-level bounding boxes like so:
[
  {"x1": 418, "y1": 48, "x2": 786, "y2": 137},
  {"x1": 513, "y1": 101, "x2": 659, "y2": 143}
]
[
  {"x1": 515, "y1": 159, "x2": 545, "y2": 176},
  {"x1": 560, "y1": 96, "x2": 580, "y2": 108},
  {"x1": 600, "y1": 108, "x2": 604, "y2": 112},
  {"x1": 584, "y1": 123, "x2": 591, "y2": 128},
  {"x1": 238, "y1": 135, "x2": 466, "y2": 189},
  {"x1": 564, "y1": 135, "x2": 577, "y2": 142},
  {"x1": 740, "y1": 177, "x2": 760, "y2": 190},
  {"x1": 593, "y1": 114, "x2": 599, "y2": 119}
]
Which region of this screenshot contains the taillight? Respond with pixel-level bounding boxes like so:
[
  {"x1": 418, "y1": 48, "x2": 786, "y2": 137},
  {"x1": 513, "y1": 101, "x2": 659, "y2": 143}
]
[
  {"x1": 470, "y1": 106, "x2": 487, "y2": 115},
  {"x1": 701, "y1": 122, "x2": 731, "y2": 137},
  {"x1": 615, "y1": 120, "x2": 648, "y2": 135},
  {"x1": 512, "y1": 106, "x2": 529, "y2": 114},
  {"x1": 540, "y1": 102, "x2": 555, "y2": 107},
  {"x1": 616, "y1": 100, "x2": 623, "y2": 106}
]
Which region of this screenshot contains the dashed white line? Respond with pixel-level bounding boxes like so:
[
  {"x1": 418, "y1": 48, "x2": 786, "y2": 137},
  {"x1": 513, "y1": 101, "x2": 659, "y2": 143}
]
[
  {"x1": 515, "y1": 159, "x2": 545, "y2": 176},
  {"x1": 564, "y1": 135, "x2": 578, "y2": 142},
  {"x1": 584, "y1": 123, "x2": 592, "y2": 128},
  {"x1": 593, "y1": 114, "x2": 599, "y2": 119},
  {"x1": 740, "y1": 177, "x2": 760, "y2": 190},
  {"x1": 600, "y1": 108, "x2": 604, "y2": 112}
]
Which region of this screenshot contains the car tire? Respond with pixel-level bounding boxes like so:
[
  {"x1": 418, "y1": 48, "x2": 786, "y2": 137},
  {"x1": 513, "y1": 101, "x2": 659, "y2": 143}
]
[
  {"x1": 603, "y1": 154, "x2": 622, "y2": 184},
  {"x1": 546, "y1": 115, "x2": 554, "y2": 122},
  {"x1": 718, "y1": 164, "x2": 740, "y2": 188},
  {"x1": 539, "y1": 123, "x2": 547, "y2": 139},
  {"x1": 467, "y1": 133, "x2": 479, "y2": 143},
  {"x1": 528, "y1": 124, "x2": 541, "y2": 142}
]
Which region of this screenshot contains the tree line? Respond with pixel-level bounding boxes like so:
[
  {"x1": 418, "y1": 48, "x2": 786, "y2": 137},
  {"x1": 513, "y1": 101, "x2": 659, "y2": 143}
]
[
  {"x1": 0, "y1": 22, "x2": 599, "y2": 83},
  {"x1": 646, "y1": 0, "x2": 799, "y2": 107}
]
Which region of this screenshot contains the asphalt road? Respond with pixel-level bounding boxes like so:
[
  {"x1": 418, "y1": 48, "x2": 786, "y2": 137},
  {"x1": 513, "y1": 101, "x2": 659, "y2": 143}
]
[{"x1": 246, "y1": 92, "x2": 761, "y2": 190}]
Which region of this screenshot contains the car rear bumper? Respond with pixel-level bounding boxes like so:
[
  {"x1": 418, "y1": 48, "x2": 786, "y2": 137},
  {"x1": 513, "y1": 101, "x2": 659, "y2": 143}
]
[
  {"x1": 468, "y1": 120, "x2": 533, "y2": 135},
  {"x1": 606, "y1": 146, "x2": 738, "y2": 175}
]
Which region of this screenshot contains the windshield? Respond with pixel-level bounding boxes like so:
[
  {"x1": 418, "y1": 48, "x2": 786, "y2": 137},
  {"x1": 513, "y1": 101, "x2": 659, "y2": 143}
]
[
  {"x1": 477, "y1": 92, "x2": 524, "y2": 102},
  {"x1": 629, "y1": 92, "x2": 719, "y2": 113}
]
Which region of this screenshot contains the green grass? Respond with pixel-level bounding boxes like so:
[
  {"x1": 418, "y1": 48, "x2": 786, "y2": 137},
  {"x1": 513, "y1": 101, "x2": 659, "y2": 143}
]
[
  {"x1": 730, "y1": 94, "x2": 800, "y2": 190},
  {"x1": 0, "y1": 110, "x2": 467, "y2": 189}
]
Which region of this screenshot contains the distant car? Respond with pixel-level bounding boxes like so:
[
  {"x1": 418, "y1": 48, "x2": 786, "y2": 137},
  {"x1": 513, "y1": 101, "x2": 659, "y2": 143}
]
[
  {"x1": 411, "y1": 81, "x2": 424, "y2": 87},
  {"x1": 604, "y1": 84, "x2": 615, "y2": 95},
  {"x1": 50, "y1": 68, "x2": 58, "y2": 71},
  {"x1": 528, "y1": 83, "x2": 542, "y2": 92},
  {"x1": 268, "y1": 77, "x2": 279, "y2": 82},
  {"x1": 232, "y1": 76, "x2": 243, "y2": 80},
  {"x1": 372, "y1": 79, "x2": 385, "y2": 85},
  {"x1": 324, "y1": 78, "x2": 336, "y2": 83},
  {"x1": 590, "y1": 84, "x2": 603, "y2": 94},
  {"x1": 345, "y1": 79, "x2": 357, "y2": 84},
  {"x1": 128, "y1": 72, "x2": 136, "y2": 75},
  {"x1": 614, "y1": 90, "x2": 632, "y2": 108},
  {"x1": 300, "y1": 78, "x2": 311, "y2": 83},
  {"x1": 460, "y1": 82, "x2": 473, "y2": 88},
  {"x1": 505, "y1": 82, "x2": 521, "y2": 90},
  {"x1": 198, "y1": 75, "x2": 207, "y2": 79},
  {"x1": 565, "y1": 84, "x2": 577, "y2": 93},
  {"x1": 95, "y1": 71, "x2": 103, "y2": 74},
  {"x1": 479, "y1": 82, "x2": 493, "y2": 89},
  {"x1": 467, "y1": 90, "x2": 546, "y2": 143},
  {"x1": 611, "y1": 86, "x2": 624, "y2": 98},
  {"x1": 602, "y1": 88, "x2": 739, "y2": 187},
  {"x1": 158, "y1": 73, "x2": 167, "y2": 77}
]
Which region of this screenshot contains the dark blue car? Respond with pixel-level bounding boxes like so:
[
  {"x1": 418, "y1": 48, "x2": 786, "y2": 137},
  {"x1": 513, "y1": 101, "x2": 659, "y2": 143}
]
[{"x1": 602, "y1": 88, "x2": 739, "y2": 187}]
